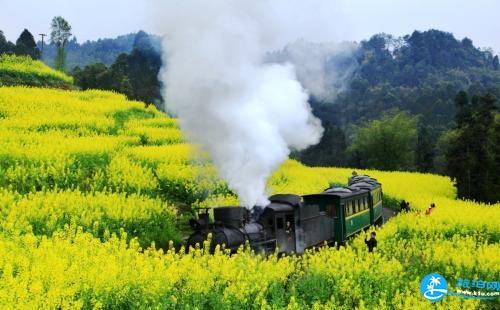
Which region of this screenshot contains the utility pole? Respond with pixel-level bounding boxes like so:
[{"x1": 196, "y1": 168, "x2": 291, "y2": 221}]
[{"x1": 39, "y1": 33, "x2": 47, "y2": 56}]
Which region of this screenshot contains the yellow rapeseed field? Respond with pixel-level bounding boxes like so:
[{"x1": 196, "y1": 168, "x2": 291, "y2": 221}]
[
  {"x1": 0, "y1": 85, "x2": 498, "y2": 309},
  {"x1": 0, "y1": 54, "x2": 74, "y2": 87}
]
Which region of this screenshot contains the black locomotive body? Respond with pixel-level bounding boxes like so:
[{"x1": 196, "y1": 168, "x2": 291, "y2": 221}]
[{"x1": 187, "y1": 175, "x2": 383, "y2": 255}]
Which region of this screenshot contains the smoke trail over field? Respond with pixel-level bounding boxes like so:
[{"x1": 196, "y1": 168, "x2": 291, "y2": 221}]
[
  {"x1": 151, "y1": 1, "x2": 343, "y2": 208},
  {"x1": 267, "y1": 40, "x2": 359, "y2": 102}
]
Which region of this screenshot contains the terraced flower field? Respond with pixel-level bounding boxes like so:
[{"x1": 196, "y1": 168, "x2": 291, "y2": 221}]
[
  {"x1": 0, "y1": 85, "x2": 498, "y2": 309},
  {"x1": 0, "y1": 55, "x2": 74, "y2": 88}
]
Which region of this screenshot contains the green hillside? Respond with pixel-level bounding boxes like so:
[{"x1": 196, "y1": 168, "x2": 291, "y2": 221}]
[{"x1": 0, "y1": 54, "x2": 74, "y2": 88}]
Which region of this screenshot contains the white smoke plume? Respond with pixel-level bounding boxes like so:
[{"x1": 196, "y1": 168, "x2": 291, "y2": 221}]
[
  {"x1": 150, "y1": 1, "x2": 343, "y2": 208},
  {"x1": 267, "y1": 40, "x2": 359, "y2": 102}
]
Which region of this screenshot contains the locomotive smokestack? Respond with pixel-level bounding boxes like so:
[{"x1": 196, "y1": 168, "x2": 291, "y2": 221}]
[{"x1": 251, "y1": 205, "x2": 265, "y2": 221}]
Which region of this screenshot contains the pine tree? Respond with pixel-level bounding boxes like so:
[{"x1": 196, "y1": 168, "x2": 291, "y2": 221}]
[{"x1": 15, "y1": 29, "x2": 40, "y2": 59}]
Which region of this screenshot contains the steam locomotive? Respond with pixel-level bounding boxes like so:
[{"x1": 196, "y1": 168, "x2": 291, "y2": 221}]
[{"x1": 187, "y1": 175, "x2": 383, "y2": 255}]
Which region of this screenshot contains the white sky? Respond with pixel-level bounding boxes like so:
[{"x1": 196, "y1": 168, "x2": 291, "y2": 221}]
[{"x1": 0, "y1": 0, "x2": 499, "y2": 53}]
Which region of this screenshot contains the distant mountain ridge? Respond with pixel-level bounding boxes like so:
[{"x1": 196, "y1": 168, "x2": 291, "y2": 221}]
[{"x1": 38, "y1": 32, "x2": 162, "y2": 69}]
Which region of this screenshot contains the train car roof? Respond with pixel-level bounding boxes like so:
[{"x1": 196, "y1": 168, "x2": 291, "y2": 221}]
[
  {"x1": 265, "y1": 202, "x2": 294, "y2": 213},
  {"x1": 348, "y1": 181, "x2": 380, "y2": 190},
  {"x1": 304, "y1": 187, "x2": 369, "y2": 199},
  {"x1": 269, "y1": 194, "x2": 302, "y2": 207},
  {"x1": 349, "y1": 176, "x2": 380, "y2": 185}
]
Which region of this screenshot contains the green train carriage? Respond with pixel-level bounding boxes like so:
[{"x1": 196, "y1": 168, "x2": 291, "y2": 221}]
[{"x1": 302, "y1": 175, "x2": 383, "y2": 246}]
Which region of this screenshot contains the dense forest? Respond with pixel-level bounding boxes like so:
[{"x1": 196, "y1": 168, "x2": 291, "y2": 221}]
[
  {"x1": 71, "y1": 31, "x2": 163, "y2": 107},
  {"x1": 300, "y1": 31, "x2": 499, "y2": 171}
]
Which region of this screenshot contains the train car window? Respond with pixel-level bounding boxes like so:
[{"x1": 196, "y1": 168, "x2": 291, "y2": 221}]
[
  {"x1": 285, "y1": 214, "x2": 293, "y2": 226},
  {"x1": 276, "y1": 217, "x2": 284, "y2": 229}
]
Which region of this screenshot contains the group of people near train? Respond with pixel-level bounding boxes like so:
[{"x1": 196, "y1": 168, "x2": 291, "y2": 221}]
[
  {"x1": 399, "y1": 199, "x2": 436, "y2": 215},
  {"x1": 364, "y1": 199, "x2": 436, "y2": 253}
]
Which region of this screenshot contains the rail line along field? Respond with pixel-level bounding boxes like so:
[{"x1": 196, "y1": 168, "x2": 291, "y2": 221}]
[{"x1": 0, "y1": 80, "x2": 498, "y2": 308}]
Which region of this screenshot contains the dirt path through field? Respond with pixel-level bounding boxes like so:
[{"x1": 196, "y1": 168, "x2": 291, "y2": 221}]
[{"x1": 383, "y1": 207, "x2": 397, "y2": 223}]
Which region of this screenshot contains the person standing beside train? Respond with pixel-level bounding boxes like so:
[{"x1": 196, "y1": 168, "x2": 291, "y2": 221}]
[{"x1": 365, "y1": 232, "x2": 377, "y2": 253}]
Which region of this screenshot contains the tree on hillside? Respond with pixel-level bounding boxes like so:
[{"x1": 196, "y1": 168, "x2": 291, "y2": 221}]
[
  {"x1": 72, "y1": 63, "x2": 109, "y2": 90},
  {"x1": 446, "y1": 91, "x2": 499, "y2": 203},
  {"x1": 72, "y1": 31, "x2": 162, "y2": 106},
  {"x1": 50, "y1": 16, "x2": 72, "y2": 71},
  {"x1": 349, "y1": 111, "x2": 418, "y2": 171},
  {"x1": 71, "y1": 54, "x2": 134, "y2": 99},
  {"x1": 415, "y1": 125, "x2": 435, "y2": 172},
  {"x1": 126, "y1": 31, "x2": 162, "y2": 105},
  {"x1": 0, "y1": 30, "x2": 15, "y2": 54},
  {"x1": 493, "y1": 56, "x2": 499, "y2": 71},
  {"x1": 108, "y1": 53, "x2": 133, "y2": 98},
  {"x1": 299, "y1": 125, "x2": 348, "y2": 167},
  {"x1": 15, "y1": 29, "x2": 40, "y2": 59}
]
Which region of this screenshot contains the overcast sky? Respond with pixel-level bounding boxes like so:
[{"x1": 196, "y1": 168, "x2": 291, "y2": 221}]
[{"x1": 1, "y1": 0, "x2": 499, "y2": 53}]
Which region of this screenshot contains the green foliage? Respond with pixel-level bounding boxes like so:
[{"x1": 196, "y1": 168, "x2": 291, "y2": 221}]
[
  {"x1": 299, "y1": 125, "x2": 347, "y2": 167},
  {"x1": 40, "y1": 32, "x2": 161, "y2": 70},
  {"x1": 414, "y1": 126, "x2": 435, "y2": 172},
  {"x1": 15, "y1": 29, "x2": 40, "y2": 59},
  {"x1": 302, "y1": 30, "x2": 500, "y2": 172},
  {"x1": 446, "y1": 91, "x2": 499, "y2": 203},
  {"x1": 433, "y1": 129, "x2": 458, "y2": 175},
  {"x1": 0, "y1": 54, "x2": 74, "y2": 88},
  {"x1": 54, "y1": 45, "x2": 67, "y2": 72},
  {"x1": 71, "y1": 32, "x2": 162, "y2": 107},
  {"x1": 50, "y1": 16, "x2": 72, "y2": 71},
  {"x1": 0, "y1": 30, "x2": 15, "y2": 54},
  {"x1": 50, "y1": 16, "x2": 72, "y2": 47},
  {"x1": 349, "y1": 111, "x2": 418, "y2": 171}
]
